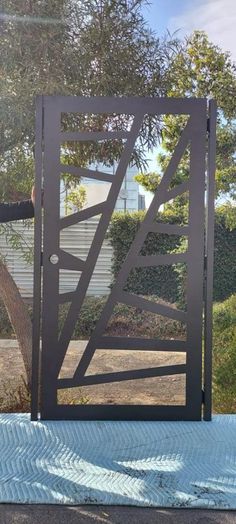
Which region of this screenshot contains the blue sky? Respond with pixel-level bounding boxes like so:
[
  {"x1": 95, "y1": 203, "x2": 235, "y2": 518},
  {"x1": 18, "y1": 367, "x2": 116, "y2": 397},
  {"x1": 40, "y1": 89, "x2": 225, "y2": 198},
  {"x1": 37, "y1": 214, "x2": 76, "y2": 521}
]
[
  {"x1": 142, "y1": 0, "x2": 236, "y2": 59},
  {"x1": 142, "y1": 0, "x2": 198, "y2": 36}
]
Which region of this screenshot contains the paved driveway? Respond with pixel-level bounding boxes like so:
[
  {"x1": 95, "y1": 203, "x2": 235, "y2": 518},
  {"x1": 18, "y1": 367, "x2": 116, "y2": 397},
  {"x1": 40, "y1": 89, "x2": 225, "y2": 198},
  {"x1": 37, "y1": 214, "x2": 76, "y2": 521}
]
[{"x1": 0, "y1": 505, "x2": 236, "y2": 524}]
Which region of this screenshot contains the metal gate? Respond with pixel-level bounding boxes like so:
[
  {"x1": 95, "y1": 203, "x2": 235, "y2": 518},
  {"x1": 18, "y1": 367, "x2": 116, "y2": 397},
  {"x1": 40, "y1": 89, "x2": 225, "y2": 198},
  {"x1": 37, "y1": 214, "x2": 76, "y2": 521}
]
[{"x1": 31, "y1": 96, "x2": 216, "y2": 421}]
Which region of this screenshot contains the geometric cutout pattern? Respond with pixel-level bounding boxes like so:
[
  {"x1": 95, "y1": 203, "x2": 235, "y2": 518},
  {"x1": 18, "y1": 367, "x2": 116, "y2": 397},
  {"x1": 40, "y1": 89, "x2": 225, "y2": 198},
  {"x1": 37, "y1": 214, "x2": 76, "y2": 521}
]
[{"x1": 32, "y1": 96, "x2": 215, "y2": 422}]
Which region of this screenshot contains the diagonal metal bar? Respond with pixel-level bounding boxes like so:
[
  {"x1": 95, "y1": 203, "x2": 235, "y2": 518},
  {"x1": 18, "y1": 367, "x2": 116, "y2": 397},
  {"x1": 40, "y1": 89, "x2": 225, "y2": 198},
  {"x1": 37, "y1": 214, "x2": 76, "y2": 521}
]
[
  {"x1": 135, "y1": 252, "x2": 188, "y2": 267},
  {"x1": 162, "y1": 181, "x2": 189, "y2": 204},
  {"x1": 54, "y1": 113, "x2": 145, "y2": 377},
  {"x1": 96, "y1": 337, "x2": 187, "y2": 351},
  {"x1": 58, "y1": 364, "x2": 187, "y2": 388},
  {"x1": 72, "y1": 118, "x2": 193, "y2": 382},
  {"x1": 60, "y1": 164, "x2": 114, "y2": 183},
  {"x1": 60, "y1": 202, "x2": 106, "y2": 229},
  {"x1": 120, "y1": 292, "x2": 187, "y2": 322}
]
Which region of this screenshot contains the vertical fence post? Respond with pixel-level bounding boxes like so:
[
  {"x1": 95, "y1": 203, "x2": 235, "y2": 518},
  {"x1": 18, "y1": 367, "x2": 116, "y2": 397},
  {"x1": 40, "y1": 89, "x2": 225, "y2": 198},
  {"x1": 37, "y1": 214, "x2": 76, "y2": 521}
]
[
  {"x1": 204, "y1": 99, "x2": 217, "y2": 421},
  {"x1": 31, "y1": 96, "x2": 43, "y2": 421}
]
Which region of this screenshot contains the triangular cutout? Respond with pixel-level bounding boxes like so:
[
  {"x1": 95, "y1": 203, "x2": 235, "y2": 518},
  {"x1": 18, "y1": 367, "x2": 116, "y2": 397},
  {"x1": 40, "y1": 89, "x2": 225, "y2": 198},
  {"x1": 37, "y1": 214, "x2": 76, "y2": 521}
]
[{"x1": 60, "y1": 217, "x2": 101, "y2": 263}]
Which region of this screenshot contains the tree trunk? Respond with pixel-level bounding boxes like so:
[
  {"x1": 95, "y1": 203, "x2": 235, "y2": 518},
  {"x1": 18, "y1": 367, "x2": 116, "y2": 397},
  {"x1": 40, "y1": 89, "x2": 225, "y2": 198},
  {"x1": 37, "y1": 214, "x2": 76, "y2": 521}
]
[{"x1": 0, "y1": 259, "x2": 32, "y2": 387}]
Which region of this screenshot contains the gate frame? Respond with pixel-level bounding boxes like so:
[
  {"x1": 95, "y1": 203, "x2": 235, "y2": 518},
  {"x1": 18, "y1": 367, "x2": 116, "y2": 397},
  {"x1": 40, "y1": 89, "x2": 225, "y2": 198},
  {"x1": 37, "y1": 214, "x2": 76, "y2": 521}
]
[{"x1": 31, "y1": 96, "x2": 216, "y2": 422}]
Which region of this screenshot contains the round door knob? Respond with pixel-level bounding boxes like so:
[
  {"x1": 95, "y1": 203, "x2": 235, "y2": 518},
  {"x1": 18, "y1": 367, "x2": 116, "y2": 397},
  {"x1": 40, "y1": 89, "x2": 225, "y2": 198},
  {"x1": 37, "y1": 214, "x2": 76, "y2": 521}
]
[{"x1": 49, "y1": 254, "x2": 59, "y2": 265}]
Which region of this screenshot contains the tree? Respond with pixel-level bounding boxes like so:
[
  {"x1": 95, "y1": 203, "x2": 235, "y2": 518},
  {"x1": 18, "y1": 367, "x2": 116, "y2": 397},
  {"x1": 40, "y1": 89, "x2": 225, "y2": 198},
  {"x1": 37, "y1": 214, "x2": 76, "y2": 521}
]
[
  {"x1": 0, "y1": 0, "x2": 174, "y2": 385},
  {"x1": 136, "y1": 31, "x2": 236, "y2": 212},
  {"x1": 65, "y1": 186, "x2": 87, "y2": 214},
  {"x1": 1, "y1": 0, "x2": 173, "y2": 166}
]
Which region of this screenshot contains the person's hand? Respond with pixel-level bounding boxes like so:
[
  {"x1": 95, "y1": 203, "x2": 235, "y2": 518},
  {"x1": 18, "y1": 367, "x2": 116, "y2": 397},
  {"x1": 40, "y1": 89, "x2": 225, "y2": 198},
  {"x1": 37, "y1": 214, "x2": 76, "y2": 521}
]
[
  {"x1": 31, "y1": 186, "x2": 44, "y2": 207},
  {"x1": 31, "y1": 186, "x2": 35, "y2": 206}
]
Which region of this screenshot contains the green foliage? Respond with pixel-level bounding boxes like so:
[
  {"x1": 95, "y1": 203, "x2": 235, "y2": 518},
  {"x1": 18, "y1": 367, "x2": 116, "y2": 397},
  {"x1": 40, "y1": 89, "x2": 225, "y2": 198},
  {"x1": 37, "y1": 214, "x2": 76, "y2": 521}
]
[
  {"x1": 1, "y1": 0, "x2": 171, "y2": 171},
  {"x1": 107, "y1": 208, "x2": 236, "y2": 304},
  {"x1": 0, "y1": 148, "x2": 34, "y2": 201},
  {"x1": 0, "y1": 222, "x2": 34, "y2": 265},
  {"x1": 213, "y1": 294, "x2": 236, "y2": 413},
  {"x1": 167, "y1": 31, "x2": 236, "y2": 117},
  {"x1": 217, "y1": 202, "x2": 236, "y2": 230},
  {"x1": 172, "y1": 208, "x2": 236, "y2": 306},
  {"x1": 0, "y1": 0, "x2": 176, "y2": 264},
  {"x1": 59, "y1": 297, "x2": 106, "y2": 339},
  {"x1": 107, "y1": 210, "x2": 183, "y2": 302},
  {"x1": 65, "y1": 186, "x2": 87, "y2": 213},
  {"x1": 137, "y1": 31, "x2": 236, "y2": 205},
  {"x1": 135, "y1": 171, "x2": 161, "y2": 193},
  {"x1": 70, "y1": 293, "x2": 186, "y2": 339},
  {"x1": 215, "y1": 125, "x2": 236, "y2": 199},
  {"x1": 0, "y1": 147, "x2": 35, "y2": 262},
  {"x1": 213, "y1": 210, "x2": 236, "y2": 301},
  {"x1": 1, "y1": 295, "x2": 186, "y2": 340}
]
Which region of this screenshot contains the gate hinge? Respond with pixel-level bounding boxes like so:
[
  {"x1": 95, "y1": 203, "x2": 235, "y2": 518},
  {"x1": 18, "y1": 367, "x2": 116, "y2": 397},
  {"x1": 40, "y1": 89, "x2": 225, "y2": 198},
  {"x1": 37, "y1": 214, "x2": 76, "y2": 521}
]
[
  {"x1": 202, "y1": 389, "x2": 205, "y2": 404},
  {"x1": 207, "y1": 117, "x2": 210, "y2": 133}
]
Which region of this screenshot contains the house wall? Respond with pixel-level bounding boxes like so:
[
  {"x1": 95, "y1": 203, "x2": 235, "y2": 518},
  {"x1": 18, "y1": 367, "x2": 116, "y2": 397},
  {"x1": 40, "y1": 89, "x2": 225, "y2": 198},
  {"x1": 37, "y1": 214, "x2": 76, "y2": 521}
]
[{"x1": 0, "y1": 218, "x2": 113, "y2": 298}]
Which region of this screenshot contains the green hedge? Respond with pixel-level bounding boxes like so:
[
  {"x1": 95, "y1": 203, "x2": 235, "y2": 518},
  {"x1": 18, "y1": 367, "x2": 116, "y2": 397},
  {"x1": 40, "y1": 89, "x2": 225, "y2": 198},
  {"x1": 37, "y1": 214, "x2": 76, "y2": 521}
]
[
  {"x1": 213, "y1": 294, "x2": 236, "y2": 412},
  {"x1": 107, "y1": 211, "x2": 184, "y2": 303},
  {"x1": 107, "y1": 209, "x2": 236, "y2": 303},
  {"x1": 213, "y1": 212, "x2": 236, "y2": 301},
  {"x1": 59, "y1": 295, "x2": 186, "y2": 339},
  {"x1": 0, "y1": 296, "x2": 186, "y2": 340}
]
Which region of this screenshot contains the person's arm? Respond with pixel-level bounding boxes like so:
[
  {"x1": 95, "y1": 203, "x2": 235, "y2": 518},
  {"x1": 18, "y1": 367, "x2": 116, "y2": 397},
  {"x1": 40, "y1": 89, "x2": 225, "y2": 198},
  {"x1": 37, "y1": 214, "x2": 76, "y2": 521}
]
[{"x1": 0, "y1": 199, "x2": 34, "y2": 223}]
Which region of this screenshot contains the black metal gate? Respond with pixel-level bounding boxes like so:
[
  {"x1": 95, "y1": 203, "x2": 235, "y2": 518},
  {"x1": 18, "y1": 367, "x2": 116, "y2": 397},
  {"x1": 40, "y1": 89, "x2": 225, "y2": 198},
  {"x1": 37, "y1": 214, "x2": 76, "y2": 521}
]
[{"x1": 31, "y1": 96, "x2": 216, "y2": 421}]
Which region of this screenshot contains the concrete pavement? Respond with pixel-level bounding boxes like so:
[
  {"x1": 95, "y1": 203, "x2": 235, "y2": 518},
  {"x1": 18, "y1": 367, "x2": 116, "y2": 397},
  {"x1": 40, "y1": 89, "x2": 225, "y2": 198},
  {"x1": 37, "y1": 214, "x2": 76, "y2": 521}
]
[{"x1": 0, "y1": 505, "x2": 236, "y2": 524}]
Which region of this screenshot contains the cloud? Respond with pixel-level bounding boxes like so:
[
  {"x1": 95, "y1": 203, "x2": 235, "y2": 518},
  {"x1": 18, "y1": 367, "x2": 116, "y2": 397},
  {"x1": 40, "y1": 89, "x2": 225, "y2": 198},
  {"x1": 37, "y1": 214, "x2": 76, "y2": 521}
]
[{"x1": 169, "y1": 0, "x2": 236, "y2": 61}]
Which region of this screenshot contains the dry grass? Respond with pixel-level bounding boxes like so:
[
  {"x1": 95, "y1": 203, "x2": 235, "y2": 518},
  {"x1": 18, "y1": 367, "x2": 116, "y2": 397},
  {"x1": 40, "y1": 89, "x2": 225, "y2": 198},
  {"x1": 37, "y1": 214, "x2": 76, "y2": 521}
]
[
  {"x1": 0, "y1": 377, "x2": 89, "y2": 412},
  {"x1": 0, "y1": 376, "x2": 30, "y2": 413}
]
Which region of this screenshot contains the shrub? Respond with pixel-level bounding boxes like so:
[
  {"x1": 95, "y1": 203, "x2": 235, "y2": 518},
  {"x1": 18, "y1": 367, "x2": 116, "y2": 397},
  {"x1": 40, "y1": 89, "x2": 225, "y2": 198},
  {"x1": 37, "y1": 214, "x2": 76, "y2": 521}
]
[
  {"x1": 213, "y1": 294, "x2": 236, "y2": 413},
  {"x1": 59, "y1": 295, "x2": 186, "y2": 340},
  {"x1": 107, "y1": 210, "x2": 183, "y2": 303},
  {"x1": 59, "y1": 296, "x2": 106, "y2": 339},
  {"x1": 1, "y1": 294, "x2": 186, "y2": 340},
  {"x1": 107, "y1": 208, "x2": 236, "y2": 304},
  {"x1": 213, "y1": 211, "x2": 236, "y2": 301}
]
